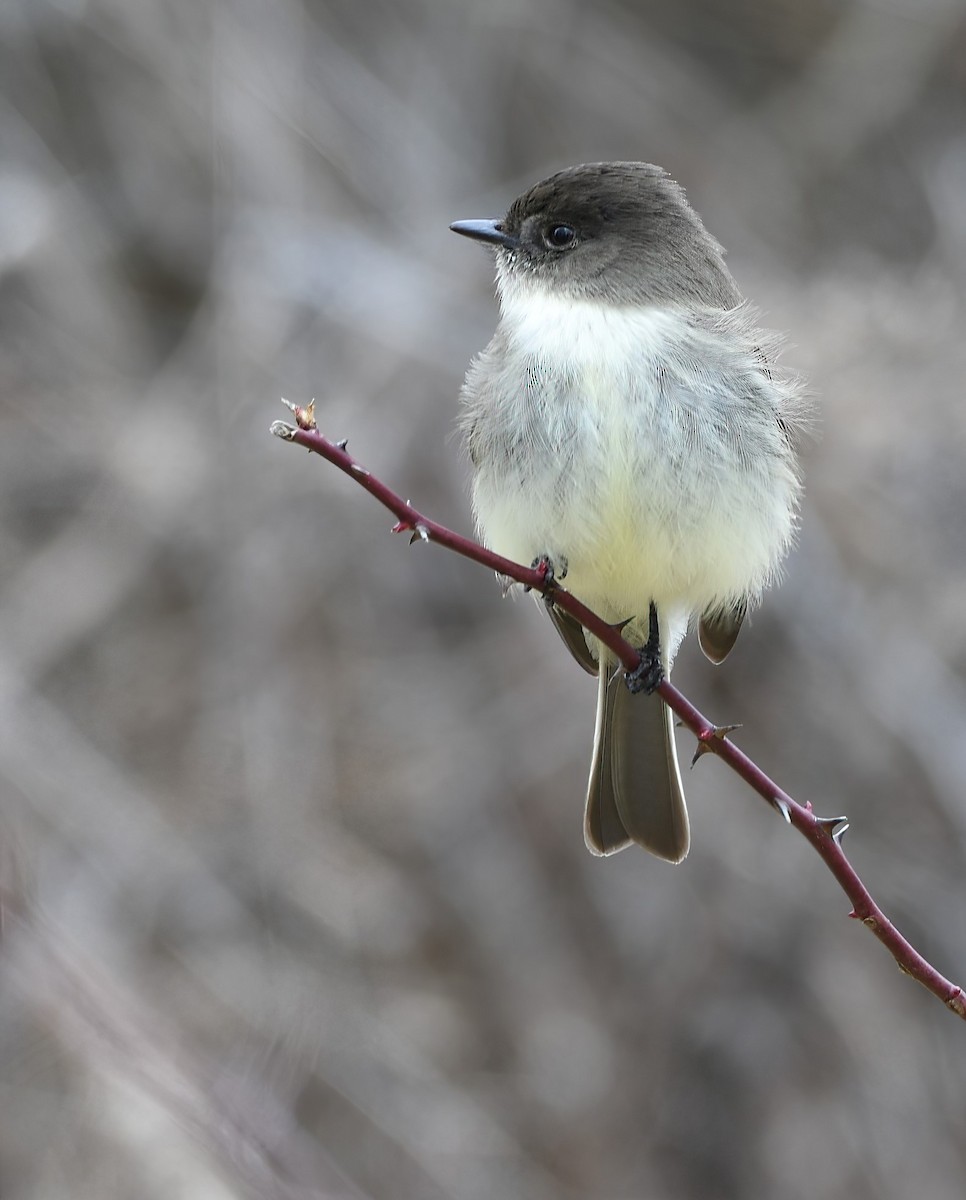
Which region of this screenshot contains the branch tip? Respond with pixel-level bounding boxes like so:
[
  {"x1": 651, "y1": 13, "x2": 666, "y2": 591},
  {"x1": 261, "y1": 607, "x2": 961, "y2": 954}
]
[
  {"x1": 280, "y1": 396, "x2": 317, "y2": 431},
  {"x1": 270, "y1": 420, "x2": 298, "y2": 440}
]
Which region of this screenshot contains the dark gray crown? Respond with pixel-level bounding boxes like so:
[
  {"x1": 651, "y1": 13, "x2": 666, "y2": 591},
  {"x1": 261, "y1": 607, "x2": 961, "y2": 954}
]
[{"x1": 499, "y1": 162, "x2": 741, "y2": 308}]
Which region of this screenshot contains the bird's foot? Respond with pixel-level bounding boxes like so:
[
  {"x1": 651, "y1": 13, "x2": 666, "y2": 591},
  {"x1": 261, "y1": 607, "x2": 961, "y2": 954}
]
[
  {"x1": 528, "y1": 554, "x2": 568, "y2": 606},
  {"x1": 625, "y1": 601, "x2": 664, "y2": 695}
]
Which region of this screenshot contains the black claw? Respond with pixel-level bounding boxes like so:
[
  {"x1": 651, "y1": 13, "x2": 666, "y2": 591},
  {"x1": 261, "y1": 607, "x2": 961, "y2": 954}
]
[
  {"x1": 626, "y1": 652, "x2": 664, "y2": 694},
  {"x1": 529, "y1": 553, "x2": 568, "y2": 578},
  {"x1": 528, "y1": 553, "x2": 567, "y2": 599},
  {"x1": 525, "y1": 555, "x2": 548, "y2": 597}
]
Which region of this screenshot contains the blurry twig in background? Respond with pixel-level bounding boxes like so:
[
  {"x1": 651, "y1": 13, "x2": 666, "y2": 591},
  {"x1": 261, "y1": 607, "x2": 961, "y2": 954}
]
[
  {"x1": 3, "y1": 911, "x2": 360, "y2": 1200},
  {"x1": 272, "y1": 410, "x2": 966, "y2": 1024}
]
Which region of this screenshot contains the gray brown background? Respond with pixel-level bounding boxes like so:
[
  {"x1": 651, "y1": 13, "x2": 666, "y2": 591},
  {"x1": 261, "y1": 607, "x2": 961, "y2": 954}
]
[{"x1": 2, "y1": 0, "x2": 966, "y2": 1197}]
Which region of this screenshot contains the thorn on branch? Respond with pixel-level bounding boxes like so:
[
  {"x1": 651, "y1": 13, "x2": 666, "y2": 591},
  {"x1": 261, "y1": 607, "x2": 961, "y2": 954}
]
[
  {"x1": 816, "y1": 814, "x2": 850, "y2": 846},
  {"x1": 773, "y1": 796, "x2": 793, "y2": 824},
  {"x1": 690, "y1": 722, "x2": 742, "y2": 765},
  {"x1": 336, "y1": 438, "x2": 348, "y2": 451},
  {"x1": 714, "y1": 723, "x2": 742, "y2": 739},
  {"x1": 409, "y1": 524, "x2": 430, "y2": 544}
]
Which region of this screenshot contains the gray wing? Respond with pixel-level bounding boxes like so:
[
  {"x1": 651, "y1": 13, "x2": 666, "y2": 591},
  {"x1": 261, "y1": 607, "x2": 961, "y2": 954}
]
[
  {"x1": 698, "y1": 599, "x2": 747, "y2": 665},
  {"x1": 545, "y1": 605, "x2": 597, "y2": 675}
]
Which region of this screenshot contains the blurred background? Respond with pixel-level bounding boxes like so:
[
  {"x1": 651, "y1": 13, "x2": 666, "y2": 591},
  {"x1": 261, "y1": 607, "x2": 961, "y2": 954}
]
[{"x1": 2, "y1": 0, "x2": 966, "y2": 1196}]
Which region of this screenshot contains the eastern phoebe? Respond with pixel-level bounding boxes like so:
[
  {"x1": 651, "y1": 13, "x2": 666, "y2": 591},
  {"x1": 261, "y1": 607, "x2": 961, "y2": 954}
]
[{"x1": 451, "y1": 162, "x2": 807, "y2": 862}]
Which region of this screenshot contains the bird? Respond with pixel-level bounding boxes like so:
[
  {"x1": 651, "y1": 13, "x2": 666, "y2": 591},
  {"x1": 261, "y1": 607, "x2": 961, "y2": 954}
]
[{"x1": 451, "y1": 162, "x2": 807, "y2": 862}]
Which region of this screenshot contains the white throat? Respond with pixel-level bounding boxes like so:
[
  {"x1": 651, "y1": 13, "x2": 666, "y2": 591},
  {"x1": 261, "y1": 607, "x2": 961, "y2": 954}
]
[{"x1": 496, "y1": 274, "x2": 684, "y2": 372}]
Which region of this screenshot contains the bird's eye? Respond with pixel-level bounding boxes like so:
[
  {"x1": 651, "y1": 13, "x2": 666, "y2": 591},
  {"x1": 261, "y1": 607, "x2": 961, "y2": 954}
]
[{"x1": 544, "y1": 224, "x2": 577, "y2": 249}]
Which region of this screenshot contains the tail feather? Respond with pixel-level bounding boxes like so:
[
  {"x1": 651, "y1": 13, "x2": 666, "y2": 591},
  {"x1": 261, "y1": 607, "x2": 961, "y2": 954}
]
[{"x1": 584, "y1": 655, "x2": 690, "y2": 862}]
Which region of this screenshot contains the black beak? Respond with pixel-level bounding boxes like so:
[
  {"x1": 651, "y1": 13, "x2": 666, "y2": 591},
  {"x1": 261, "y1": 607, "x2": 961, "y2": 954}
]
[{"x1": 449, "y1": 219, "x2": 518, "y2": 249}]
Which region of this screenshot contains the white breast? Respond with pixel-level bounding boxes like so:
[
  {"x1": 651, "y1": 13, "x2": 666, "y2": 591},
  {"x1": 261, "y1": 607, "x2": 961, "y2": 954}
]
[{"x1": 468, "y1": 280, "x2": 798, "y2": 655}]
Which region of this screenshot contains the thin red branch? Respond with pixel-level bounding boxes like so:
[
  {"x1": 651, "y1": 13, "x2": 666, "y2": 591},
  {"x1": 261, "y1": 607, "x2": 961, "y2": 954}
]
[{"x1": 271, "y1": 413, "x2": 966, "y2": 1022}]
